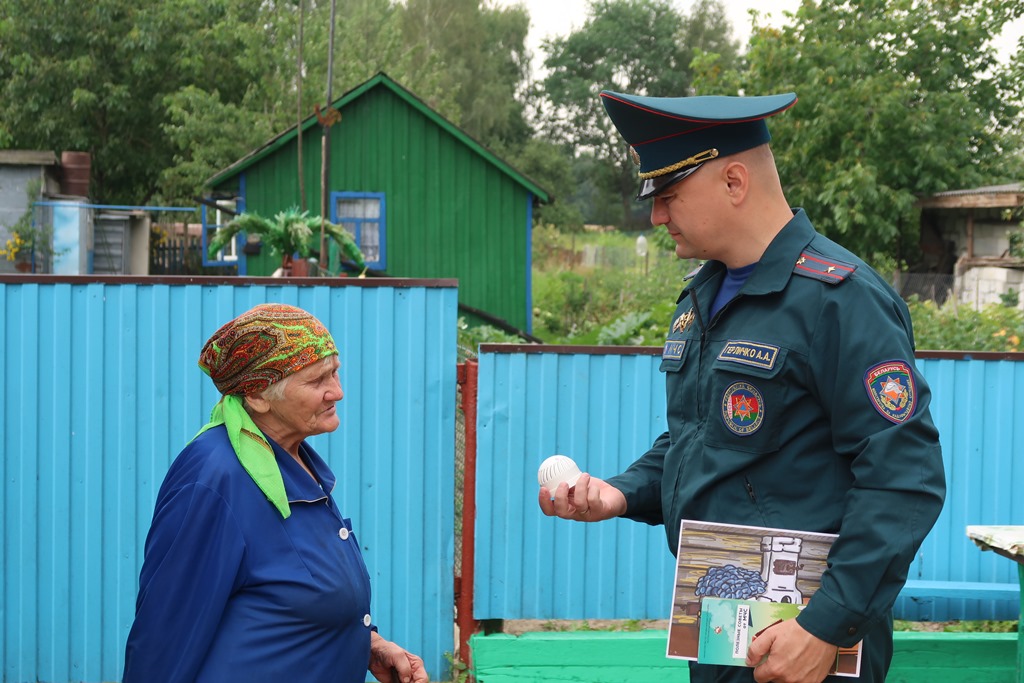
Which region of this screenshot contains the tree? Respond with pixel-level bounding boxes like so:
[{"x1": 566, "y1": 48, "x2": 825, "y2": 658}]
[
  {"x1": 693, "y1": 0, "x2": 1024, "y2": 268},
  {"x1": 0, "y1": 0, "x2": 286, "y2": 204},
  {"x1": 506, "y1": 138, "x2": 584, "y2": 231},
  {"x1": 540, "y1": 0, "x2": 739, "y2": 229},
  {"x1": 0, "y1": 0, "x2": 533, "y2": 208},
  {"x1": 157, "y1": 0, "x2": 437, "y2": 207},
  {"x1": 398, "y1": 0, "x2": 532, "y2": 149}
]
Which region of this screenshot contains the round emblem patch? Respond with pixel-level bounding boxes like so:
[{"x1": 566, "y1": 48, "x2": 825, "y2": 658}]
[
  {"x1": 864, "y1": 360, "x2": 916, "y2": 424},
  {"x1": 721, "y1": 382, "x2": 764, "y2": 436}
]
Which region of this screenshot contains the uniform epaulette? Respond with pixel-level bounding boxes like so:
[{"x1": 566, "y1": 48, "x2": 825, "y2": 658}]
[
  {"x1": 676, "y1": 263, "x2": 705, "y2": 302},
  {"x1": 793, "y1": 251, "x2": 857, "y2": 284},
  {"x1": 683, "y1": 263, "x2": 704, "y2": 281}
]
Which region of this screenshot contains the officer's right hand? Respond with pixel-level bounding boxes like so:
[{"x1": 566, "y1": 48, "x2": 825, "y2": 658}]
[{"x1": 538, "y1": 473, "x2": 627, "y2": 522}]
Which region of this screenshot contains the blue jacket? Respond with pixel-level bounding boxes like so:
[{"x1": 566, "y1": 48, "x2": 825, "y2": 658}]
[{"x1": 124, "y1": 426, "x2": 374, "y2": 682}]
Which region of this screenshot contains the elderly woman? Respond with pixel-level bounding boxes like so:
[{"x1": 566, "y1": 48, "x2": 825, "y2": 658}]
[{"x1": 123, "y1": 304, "x2": 427, "y2": 683}]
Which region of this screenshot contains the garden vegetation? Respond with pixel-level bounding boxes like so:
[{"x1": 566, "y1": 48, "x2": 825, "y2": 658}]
[{"x1": 463, "y1": 227, "x2": 1024, "y2": 353}]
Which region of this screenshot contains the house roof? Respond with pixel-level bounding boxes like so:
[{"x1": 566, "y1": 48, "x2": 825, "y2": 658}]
[
  {"x1": 916, "y1": 183, "x2": 1024, "y2": 209},
  {"x1": 205, "y1": 72, "x2": 549, "y2": 202},
  {"x1": 0, "y1": 150, "x2": 58, "y2": 166}
]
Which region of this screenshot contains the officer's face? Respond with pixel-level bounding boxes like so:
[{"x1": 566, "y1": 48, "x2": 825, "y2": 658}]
[{"x1": 650, "y1": 164, "x2": 718, "y2": 260}]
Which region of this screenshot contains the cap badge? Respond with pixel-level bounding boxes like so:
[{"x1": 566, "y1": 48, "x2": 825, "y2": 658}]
[{"x1": 629, "y1": 146, "x2": 641, "y2": 167}]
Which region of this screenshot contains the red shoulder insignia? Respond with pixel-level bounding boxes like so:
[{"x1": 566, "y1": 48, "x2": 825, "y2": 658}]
[{"x1": 793, "y1": 251, "x2": 857, "y2": 284}]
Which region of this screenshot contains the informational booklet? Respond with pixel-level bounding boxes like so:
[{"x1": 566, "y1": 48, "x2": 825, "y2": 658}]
[{"x1": 666, "y1": 519, "x2": 862, "y2": 677}]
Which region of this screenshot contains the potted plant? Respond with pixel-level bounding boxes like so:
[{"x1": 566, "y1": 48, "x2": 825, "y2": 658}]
[
  {"x1": 0, "y1": 180, "x2": 50, "y2": 273},
  {"x1": 207, "y1": 207, "x2": 366, "y2": 276}
]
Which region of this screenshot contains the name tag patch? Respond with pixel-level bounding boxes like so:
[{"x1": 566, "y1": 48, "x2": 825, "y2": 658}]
[
  {"x1": 718, "y1": 341, "x2": 780, "y2": 370},
  {"x1": 663, "y1": 340, "x2": 686, "y2": 360}
]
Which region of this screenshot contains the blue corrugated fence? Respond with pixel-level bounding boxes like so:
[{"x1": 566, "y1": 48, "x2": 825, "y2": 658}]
[
  {"x1": 0, "y1": 278, "x2": 457, "y2": 683},
  {"x1": 474, "y1": 347, "x2": 1024, "y2": 623}
]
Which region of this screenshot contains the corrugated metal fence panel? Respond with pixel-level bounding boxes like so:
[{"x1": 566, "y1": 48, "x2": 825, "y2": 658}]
[
  {"x1": 475, "y1": 350, "x2": 1024, "y2": 622},
  {"x1": 896, "y1": 356, "x2": 1024, "y2": 621},
  {"x1": 0, "y1": 280, "x2": 457, "y2": 683},
  {"x1": 475, "y1": 350, "x2": 676, "y2": 620}
]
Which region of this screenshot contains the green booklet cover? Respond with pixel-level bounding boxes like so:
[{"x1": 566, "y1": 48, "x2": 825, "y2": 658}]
[{"x1": 697, "y1": 598, "x2": 804, "y2": 666}]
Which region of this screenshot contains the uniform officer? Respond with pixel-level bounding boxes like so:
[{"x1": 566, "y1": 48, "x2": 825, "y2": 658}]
[{"x1": 538, "y1": 90, "x2": 946, "y2": 683}]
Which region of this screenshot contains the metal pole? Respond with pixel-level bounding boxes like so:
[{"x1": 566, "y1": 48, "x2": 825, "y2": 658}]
[
  {"x1": 320, "y1": 0, "x2": 337, "y2": 264},
  {"x1": 296, "y1": 0, "x2": 306, "y2": 211},
  {"x1": 456, "y1": 360, "x2": 481, "y2": 673}
]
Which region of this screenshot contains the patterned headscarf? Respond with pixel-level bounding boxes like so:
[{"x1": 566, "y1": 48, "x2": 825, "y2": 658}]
[
  {"x1": 198, "y1": 303, "x2": 338, "y2": 396},
  {"x1": 193, "y1": 303, "x2": 338, "y2": 519}
]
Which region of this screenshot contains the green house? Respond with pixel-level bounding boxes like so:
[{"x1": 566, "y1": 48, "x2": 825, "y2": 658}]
[{"x1": 203, "y1": 72, "x2": 548, "y2": 334}]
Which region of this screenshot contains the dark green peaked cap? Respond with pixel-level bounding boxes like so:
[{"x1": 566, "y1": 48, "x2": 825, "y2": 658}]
[{"x1": 600, "y1": 91, "x2": 797, "y2": 200}]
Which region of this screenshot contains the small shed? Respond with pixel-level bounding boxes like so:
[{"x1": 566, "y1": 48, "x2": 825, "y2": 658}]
[
  {"x1": 917, "y1": 183, "x2": 1024, "y2": 310},
  {"x1": 0, "y1": 150, "x2": 61, "y2": 274},
  {"x1": 204, "y1": 72, "x2": 549, "y2": 333}
]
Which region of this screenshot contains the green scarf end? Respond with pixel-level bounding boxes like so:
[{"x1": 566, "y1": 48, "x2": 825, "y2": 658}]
[{"x1": 193, "y1": 395, "x2": 291, "y2": 519}]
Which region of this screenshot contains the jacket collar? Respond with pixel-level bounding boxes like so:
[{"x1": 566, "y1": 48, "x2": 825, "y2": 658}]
[
  {"x1": 267, "y1": 436, "x2": 337, "y2": 504},
  {"x1": 689, "y1": 208, "x2": 814, "y2": 297}
]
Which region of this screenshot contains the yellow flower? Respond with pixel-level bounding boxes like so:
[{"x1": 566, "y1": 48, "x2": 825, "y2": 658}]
[
  {"x1": 1009, "y1": 335, "x2": 1021, "y2": 346},
  {"x1": 993, "y1": 329, "x2": 1007, "y2": 337},
  {"x1": 0, "y1": 237, "x2": 21, "y2": 260}
]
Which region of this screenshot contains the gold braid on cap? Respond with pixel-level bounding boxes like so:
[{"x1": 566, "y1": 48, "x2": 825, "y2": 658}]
[{"x1": 638, "y1": 148, "x2": 719, "y2": 179}]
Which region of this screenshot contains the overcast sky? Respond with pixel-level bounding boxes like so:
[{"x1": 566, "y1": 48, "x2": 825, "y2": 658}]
[{"x1": 498, "y1": 0, "x2": 1024, "y2": 75}]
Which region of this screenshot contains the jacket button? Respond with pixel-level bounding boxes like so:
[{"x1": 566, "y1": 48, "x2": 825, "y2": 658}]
[
  {"x1": 338, "y1": 527, "x2": 350, "y2": 540},
  {"x1": 847, "y1": 626, "x2": 857, "y2": 635}
]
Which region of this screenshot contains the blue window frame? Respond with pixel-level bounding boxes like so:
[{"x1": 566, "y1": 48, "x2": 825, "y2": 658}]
[
  {"x1": 201, "y1": 199, "x2": 239, "y2": 267},
  {"x1": 202, "y1": 176, "x2": 246, "y2": 272},
  {"x1": 331, "y1": 191, "x2": 385, "y2": 270}
]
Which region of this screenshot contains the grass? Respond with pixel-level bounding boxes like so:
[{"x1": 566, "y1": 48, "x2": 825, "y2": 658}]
[
  {"x1": 506, "y1": 619, "x2": 1019, "y2": 636},
  {"x1": 894, "y1": 619, "x2": 1019, "y2": 633}
]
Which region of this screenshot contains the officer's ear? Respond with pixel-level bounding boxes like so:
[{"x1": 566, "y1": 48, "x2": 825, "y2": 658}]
[{"x1": 722, "y1": 160, "x2": 750, "y2": 205}]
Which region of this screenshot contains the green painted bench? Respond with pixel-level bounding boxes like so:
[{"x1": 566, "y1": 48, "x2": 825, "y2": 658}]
[{"x1": 471, "y1": 630, "x2": 1018, "y2": 683}]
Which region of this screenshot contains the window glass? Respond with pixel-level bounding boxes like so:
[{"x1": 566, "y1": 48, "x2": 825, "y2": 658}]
[
  {"x1": 334, "y1": 194, "x2": 385, "y2": 269},
  {"x1": 360, "y1": 223, "x2": 380, "y2": 262}
]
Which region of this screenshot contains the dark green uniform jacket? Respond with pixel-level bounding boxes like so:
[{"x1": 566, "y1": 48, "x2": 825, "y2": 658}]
[{"x1": 607, "y1": 210, "x2": 946, "y2": 682}]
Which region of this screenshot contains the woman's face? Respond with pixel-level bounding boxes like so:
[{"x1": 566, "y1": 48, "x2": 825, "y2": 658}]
[{"x1": 266, "y1": 356, "x2": 344, "y2": 439}]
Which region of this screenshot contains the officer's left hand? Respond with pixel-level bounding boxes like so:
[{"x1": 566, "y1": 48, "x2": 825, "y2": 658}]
[{"x1": 744, "y1": 618, "x2": 838, "y2": 683}]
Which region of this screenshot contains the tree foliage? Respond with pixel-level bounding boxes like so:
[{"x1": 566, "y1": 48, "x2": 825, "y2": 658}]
[
  {"x1": 0, "y1": 0, "x2": 532, "y2": 207},
  {"x1": 400, "y1": 0, "x2": 531, "y2": 148},
  {"x1": 540, "y1": 0, "x2": 739, "y2": 228},
  {"x1": 507, "y1": 138, "x2": 585, "y2": 231},
  {"x1": 693, "y1": 0, "x2": 1024, "y2": 267}
]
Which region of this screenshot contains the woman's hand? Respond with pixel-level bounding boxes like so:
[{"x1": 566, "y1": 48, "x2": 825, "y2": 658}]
[{"x1": 368, "y1": 632, "x2": 429, "y2": 683}]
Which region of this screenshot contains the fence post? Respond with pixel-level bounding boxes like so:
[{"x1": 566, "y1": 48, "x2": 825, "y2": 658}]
[{"x1": 456, "y1": 360, "x2": 480, "y2": 674}]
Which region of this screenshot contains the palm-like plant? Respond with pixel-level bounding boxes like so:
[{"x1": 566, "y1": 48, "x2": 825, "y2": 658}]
[{"x1": 207, "y1": 207, "x2": 366, "y2": 273}]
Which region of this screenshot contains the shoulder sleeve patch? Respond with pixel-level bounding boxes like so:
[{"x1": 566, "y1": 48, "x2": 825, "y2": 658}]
[
  {"x1": 793, "y1": 251, "x2": 857, "y2": 284},
  {"x1": 864, "y1": 360, "x2": 917, "y2": 423}
]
